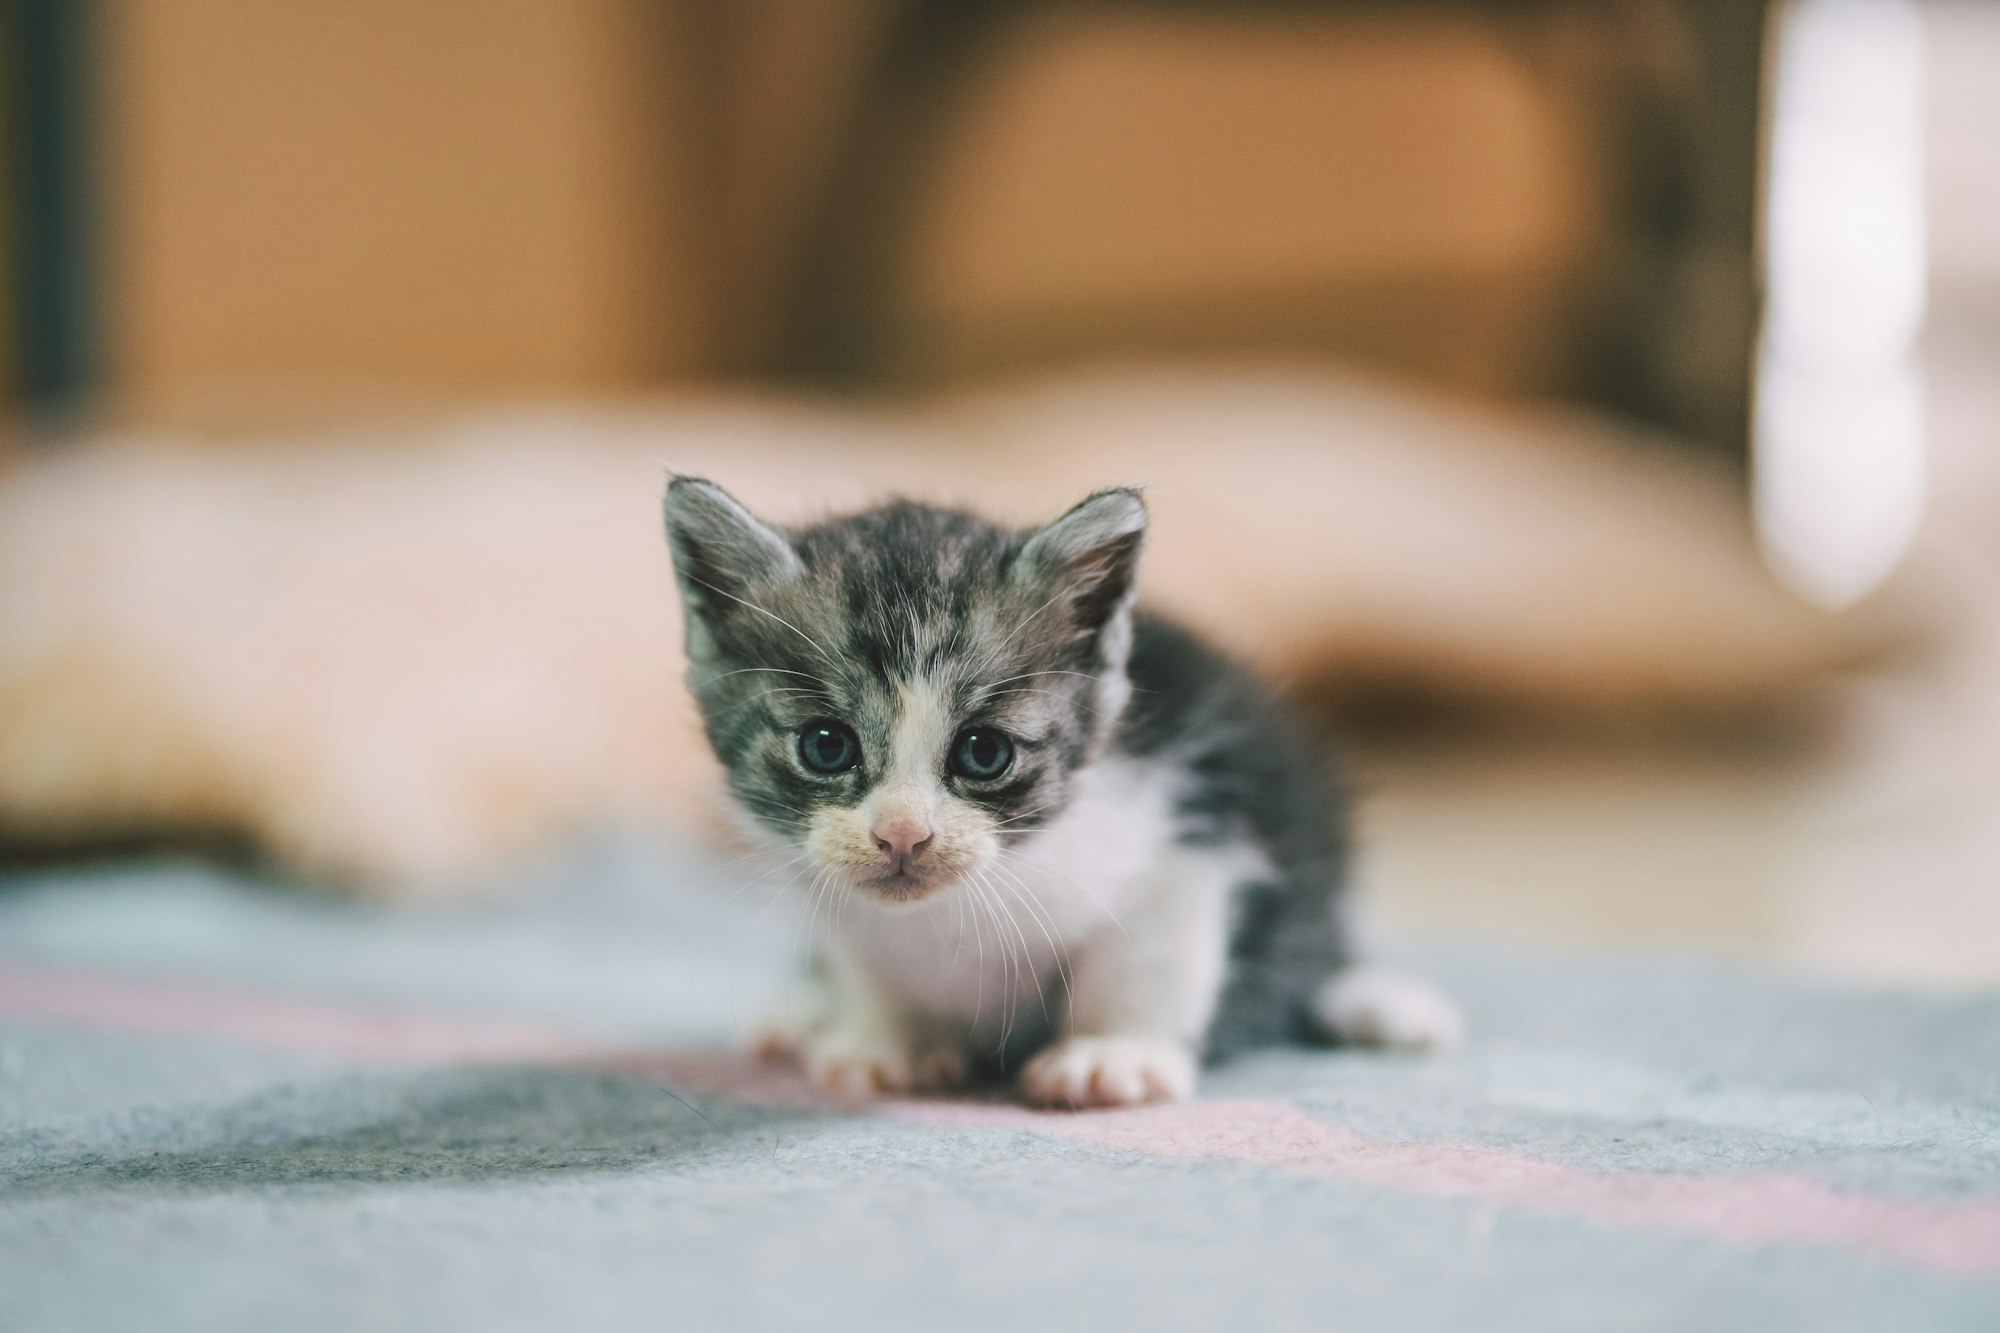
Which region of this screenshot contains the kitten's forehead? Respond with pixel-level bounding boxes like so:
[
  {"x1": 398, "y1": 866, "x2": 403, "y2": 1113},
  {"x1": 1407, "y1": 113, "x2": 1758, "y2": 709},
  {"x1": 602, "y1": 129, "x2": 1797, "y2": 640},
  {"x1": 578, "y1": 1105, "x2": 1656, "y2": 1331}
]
[
  {"x1": 799, "y1": 507, "x2": 1020, "y2": 665},
  {"x1": 791, "y1": 628, "x2": 1054, "y2": 738},
  {"x1": 726, "y1": 503, "x2": 1050, "y2": 690}
]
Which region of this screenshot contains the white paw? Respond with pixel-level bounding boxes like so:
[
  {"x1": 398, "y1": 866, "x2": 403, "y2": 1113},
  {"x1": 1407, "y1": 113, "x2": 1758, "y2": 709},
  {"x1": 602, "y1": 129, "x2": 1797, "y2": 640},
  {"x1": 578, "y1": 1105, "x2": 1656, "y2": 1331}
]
[
  {"x1": 1020, "y1": 1035, "x2": 1197, "y2": 1109},
  {"x1": 746, "y1": 980, "x2": 833, "y2": 1064},
  {"x1": 1313, "y1": 966, "x2": 1465, "y2": 1052},
  {"x1": 803, "y1": 1023, "x2": 965, "y2": 1097}
]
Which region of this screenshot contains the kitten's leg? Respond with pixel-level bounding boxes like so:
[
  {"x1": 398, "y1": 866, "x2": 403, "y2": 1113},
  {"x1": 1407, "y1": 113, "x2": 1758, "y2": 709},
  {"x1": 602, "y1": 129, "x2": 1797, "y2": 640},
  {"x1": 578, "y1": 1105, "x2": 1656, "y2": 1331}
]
[
  {"x1": 801, "y1": 941, "x2": 966, "y2": 1096},
  {"x1": 747, "y1": 959, "x2": 835, "y2": 1063},
  {"x1": 1019, "y1": 869, "x2": 1231, "y2": 1109}
]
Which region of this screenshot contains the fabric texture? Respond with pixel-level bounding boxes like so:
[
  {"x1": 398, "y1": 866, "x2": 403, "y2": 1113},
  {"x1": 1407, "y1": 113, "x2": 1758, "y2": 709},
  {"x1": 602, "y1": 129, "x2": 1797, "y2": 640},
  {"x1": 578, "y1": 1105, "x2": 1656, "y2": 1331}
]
[{"x1": 2, "y1": 843, "x2": 1996, "y2": 1331}]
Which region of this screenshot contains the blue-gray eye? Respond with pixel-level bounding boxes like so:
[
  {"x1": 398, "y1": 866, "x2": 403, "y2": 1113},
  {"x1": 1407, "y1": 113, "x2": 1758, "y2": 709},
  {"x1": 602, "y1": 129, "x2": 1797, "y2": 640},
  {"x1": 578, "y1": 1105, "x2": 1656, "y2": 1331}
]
[
  {"x1": 951, "y1": 728, "x2": 1013, "y2": 780},
  {"x1": 797, "y1": 721, "x2": 860, "y2": 773}
]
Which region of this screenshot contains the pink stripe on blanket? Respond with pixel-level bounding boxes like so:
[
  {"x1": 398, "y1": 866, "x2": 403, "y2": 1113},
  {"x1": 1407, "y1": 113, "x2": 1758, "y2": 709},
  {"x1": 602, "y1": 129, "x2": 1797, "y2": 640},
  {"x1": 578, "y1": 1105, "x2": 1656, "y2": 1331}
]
[
  {"x1": 0, "y1": 963, "x2": 596, "y2": 1066},
  {"x1": 890, "y1": 1098, "x2": 2000, "y2": 1280},
  {"x1": 5, "y1": 964, "x2": 1996, "y2": 1278}
]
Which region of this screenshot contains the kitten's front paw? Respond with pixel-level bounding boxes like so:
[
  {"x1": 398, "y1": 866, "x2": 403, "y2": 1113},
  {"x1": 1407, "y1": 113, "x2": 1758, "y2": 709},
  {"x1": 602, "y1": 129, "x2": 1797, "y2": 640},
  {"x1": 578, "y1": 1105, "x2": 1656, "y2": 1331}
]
[
  {"x1": 805, "y1": 1025, "x2": 965, "y2": 1097},
  {"x1": 1020, "y1": 1035, "x2": 1196, "y2": 1109},
  {"x1": 747, "y1": 987, "x2": 830, "y2": 1065}
]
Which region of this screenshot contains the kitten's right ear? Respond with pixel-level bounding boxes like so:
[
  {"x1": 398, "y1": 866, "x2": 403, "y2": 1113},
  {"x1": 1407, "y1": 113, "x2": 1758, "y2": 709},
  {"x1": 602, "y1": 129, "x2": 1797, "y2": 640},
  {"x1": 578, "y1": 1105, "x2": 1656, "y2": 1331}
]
[
  {"x1": 663, "y1": 477, "x2": 801, "y2": 649},
  {"x1": 1013, "y1": 487, "x2": 1148, "y2": 633}
]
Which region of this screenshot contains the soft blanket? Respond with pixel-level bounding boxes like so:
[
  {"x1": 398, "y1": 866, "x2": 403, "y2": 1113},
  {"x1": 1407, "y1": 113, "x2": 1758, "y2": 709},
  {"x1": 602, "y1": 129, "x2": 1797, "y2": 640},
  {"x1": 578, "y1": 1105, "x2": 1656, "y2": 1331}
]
[{"x1": 2, "y1": 845, "x2": 1995, "y2": 1331}]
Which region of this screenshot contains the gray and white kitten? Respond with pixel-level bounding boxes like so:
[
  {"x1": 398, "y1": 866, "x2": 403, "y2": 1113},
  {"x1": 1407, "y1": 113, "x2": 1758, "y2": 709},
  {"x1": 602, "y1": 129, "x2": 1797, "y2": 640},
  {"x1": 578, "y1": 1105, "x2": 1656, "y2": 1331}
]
[{"x1": 664, "y1": 478, "x2": 1460, "y2": 1107}]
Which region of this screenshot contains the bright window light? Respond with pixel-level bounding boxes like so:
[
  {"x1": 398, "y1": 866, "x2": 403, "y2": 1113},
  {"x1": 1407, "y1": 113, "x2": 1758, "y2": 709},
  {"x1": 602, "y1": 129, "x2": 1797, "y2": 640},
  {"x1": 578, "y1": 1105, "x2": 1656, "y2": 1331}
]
[{"x1": 1755, "y1": 0, "x2": 1927, "y2": 609}]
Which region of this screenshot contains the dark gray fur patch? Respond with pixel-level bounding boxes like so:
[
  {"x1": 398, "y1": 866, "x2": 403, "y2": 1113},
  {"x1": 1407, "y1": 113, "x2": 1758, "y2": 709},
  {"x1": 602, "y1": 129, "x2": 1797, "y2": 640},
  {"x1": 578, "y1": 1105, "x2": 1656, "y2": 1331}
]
[{"x1": 664, "y1": 479, "x2": 1350, "y2": 1063}]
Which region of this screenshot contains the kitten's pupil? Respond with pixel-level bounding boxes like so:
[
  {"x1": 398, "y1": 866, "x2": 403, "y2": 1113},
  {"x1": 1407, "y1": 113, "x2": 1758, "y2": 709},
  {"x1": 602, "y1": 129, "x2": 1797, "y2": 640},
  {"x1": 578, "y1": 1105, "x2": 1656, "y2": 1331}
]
[
  {"x1": 953, "y1": 728, "x2": 1013, "y2": 780},
  {"x1": 798, "y1": 721, "x2": 860, "y2": 773}
]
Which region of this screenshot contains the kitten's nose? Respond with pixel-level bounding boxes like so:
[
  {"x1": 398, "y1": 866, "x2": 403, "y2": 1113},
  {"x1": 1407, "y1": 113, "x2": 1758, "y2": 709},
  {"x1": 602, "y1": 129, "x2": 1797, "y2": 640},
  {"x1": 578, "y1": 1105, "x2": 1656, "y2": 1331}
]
[{"x1": 871, "y1": 818, "x2": 934, "y2": 866}]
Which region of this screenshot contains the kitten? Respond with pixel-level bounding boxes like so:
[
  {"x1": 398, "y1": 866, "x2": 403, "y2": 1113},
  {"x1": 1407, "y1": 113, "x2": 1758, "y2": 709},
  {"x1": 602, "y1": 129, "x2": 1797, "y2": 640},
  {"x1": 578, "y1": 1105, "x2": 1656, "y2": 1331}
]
[{"x1": 664, "y1": 478, "x2": 1460, "y2": 1107}]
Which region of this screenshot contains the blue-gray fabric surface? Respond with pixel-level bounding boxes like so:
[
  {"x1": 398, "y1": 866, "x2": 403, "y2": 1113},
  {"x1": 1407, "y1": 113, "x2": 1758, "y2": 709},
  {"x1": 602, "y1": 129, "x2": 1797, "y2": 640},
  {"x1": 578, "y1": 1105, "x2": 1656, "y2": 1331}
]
[{"x1": 1, "y1": 843, "x2": 1995, "y2": 1332}]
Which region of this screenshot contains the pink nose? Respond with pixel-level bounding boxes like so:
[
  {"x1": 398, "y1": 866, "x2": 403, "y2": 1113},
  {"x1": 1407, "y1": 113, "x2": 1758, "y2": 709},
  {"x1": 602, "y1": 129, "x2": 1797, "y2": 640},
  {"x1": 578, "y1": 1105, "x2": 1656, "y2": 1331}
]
[{"x1": 871, "y1": 819, "x2": 935, "y2": 865}]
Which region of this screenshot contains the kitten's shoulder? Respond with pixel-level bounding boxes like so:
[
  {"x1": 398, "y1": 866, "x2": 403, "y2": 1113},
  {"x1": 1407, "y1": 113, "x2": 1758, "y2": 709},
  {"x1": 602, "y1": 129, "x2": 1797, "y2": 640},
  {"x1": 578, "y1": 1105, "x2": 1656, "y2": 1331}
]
[
  {"x1": 1117, "y1": 610, "x2": 1262, "y2": 755},
  {"x1": 1116, "y1": 609, "x2": 1345, "y2": 862}
]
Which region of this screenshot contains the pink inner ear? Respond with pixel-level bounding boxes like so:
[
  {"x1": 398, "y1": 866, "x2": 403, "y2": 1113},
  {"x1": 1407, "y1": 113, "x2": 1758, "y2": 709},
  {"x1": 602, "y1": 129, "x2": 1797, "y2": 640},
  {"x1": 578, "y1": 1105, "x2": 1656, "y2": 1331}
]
[{"x1": 1055, "y1": 527, "x2": 1145, "y2": 630}]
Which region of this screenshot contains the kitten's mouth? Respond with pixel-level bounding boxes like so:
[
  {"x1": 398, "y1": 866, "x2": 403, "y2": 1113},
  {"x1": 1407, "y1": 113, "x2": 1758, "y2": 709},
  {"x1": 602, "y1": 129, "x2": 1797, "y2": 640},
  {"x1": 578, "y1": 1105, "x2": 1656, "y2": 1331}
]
[{"x1": 862, "y1": 865, "x2": 943, "y2": 903}]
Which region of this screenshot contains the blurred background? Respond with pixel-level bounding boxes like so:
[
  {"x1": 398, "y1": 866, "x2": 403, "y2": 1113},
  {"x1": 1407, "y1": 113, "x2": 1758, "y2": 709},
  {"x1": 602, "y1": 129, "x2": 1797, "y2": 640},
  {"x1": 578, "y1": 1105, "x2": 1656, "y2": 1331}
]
[{"x1": 1, "y1": 0, "x2": 1994, "y2": 982}]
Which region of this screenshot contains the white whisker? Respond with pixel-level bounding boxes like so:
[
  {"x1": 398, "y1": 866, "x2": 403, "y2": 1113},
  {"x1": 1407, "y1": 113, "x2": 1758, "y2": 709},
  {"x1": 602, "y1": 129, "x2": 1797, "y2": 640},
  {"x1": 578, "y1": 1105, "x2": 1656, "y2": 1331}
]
[
  {"x1": 984, "y1": 686, "x2": 1107, "y2": 719},
  {"x1": 970, "y1": 874, "x2": 1012, "y2": 1048},
  {"x1": 976, "y1": 869, "x2": 1034, "y2": 1049},
  {"x1": 988, "y1": 588, "x2": 1069, "y2": 661},
  {"x1": 987, "y1": 865, "x2": 1059, "y2": 1026},
  {"x1": 966, "y1": 871, "x2": 988, "y2": 1033},
  {"x1": 712, "y1": 686, "x2": 825, "y2": 719},
  {"x1": 981, "y1": 669, "x2": 1102, "y2": 687},
  {"x1": 748, "y1": 854, "x2": 817, "y2": 935},
  {"x1": 699, "y1": 666, "x2": 823, "y2": 684},
  {"x1": 990, "y1": 859, "x2": 1072, "y2": 998},
  {"x1": 721, "y1": 849, "x2": 810, "y2": 904},
  {"x1": 989, "y1": 804, "x2": 1055, "y2": 829},
  {"x1": 687, "y1": 574, "x2": 839, "y2": 669},
  {"x1": 1002, "y1": 847, "x2": 1128, "y2": 943}
]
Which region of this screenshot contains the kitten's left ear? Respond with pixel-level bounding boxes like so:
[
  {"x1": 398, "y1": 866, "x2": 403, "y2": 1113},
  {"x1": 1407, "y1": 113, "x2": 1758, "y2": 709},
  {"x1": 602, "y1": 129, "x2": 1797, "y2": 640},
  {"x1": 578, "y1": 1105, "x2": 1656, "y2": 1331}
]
[
  {"x1": 663, "y1": 477, "x2": 801, "y2": 652},
  {"x1": 1014, "y1": 487, "x2": 1147, "y2": 631}
]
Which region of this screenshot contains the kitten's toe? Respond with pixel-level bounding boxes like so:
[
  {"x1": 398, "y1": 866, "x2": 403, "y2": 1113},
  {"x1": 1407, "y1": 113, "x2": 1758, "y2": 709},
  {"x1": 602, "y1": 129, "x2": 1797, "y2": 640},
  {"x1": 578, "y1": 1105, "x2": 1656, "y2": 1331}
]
[
  {"x1": 911, "y1": 1042, "x2": 968, "y2": 1092},
  {"x1": 1020, "y1": 1035, "x2": 1196, "y2": 1109},
  {"x1": 749, "y1": 1026, "x2": 805, "y2": 1065},
  {"x1": 1313, "y1": 966, "x2": 1465, "y2": 1052},
  {"x1": 805, "y1": 1027, "x2": 918, "y2": 1096},
  {"x1": 746, "y1": 973, "x2": 835, "y2": 1065}
]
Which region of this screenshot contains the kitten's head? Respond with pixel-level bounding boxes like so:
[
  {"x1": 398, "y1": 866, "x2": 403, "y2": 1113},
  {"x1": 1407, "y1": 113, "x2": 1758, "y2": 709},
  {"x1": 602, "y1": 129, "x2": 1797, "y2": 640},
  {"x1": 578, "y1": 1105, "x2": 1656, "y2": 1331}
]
[{"x1": 664, "y1": 478, "x2": 1145, "y2": 905}]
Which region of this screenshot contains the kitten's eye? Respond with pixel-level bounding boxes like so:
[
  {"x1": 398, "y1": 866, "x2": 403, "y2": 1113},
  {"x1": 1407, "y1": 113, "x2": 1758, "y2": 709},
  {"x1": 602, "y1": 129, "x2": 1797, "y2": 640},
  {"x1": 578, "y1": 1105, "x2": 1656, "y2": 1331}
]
[
  {"x1": 797, "y1": 720, "x2": 861, "y2": 774},
  {"x1": 950, "y1": 728, "x2": 1014, "y2": 781}
]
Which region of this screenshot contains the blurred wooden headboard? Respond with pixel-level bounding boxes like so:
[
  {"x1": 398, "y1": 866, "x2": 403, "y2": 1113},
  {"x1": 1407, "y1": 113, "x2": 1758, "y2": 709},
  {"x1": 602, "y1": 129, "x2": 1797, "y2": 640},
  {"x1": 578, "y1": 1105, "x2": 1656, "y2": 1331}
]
[
  {"x1": 11, "y1": 0, "x2": 1769, "y2": 462},
  {"x1": 765, "y1": 0, "x2": 1772, "y2": 462}
]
